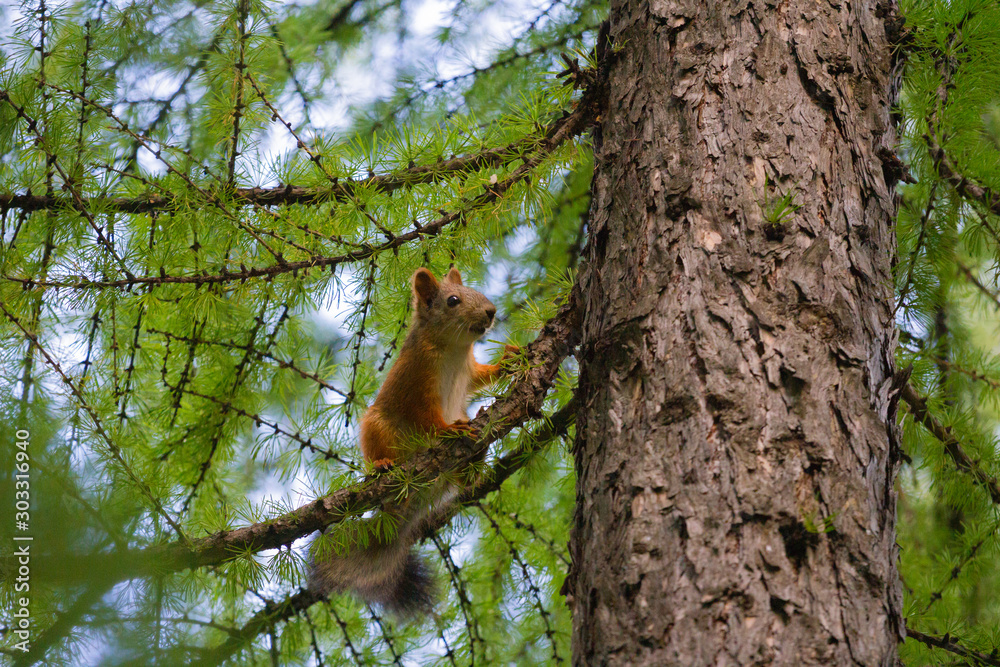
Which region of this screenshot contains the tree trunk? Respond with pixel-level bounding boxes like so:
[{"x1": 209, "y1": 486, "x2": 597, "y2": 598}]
[{"x1": 570, "y1": 1, "x2": 902, "y2": 664}]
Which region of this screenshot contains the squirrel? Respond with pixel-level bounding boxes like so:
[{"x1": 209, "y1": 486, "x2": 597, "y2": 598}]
[{"x1": 309, "y1": 266, "x2": 517, "y2": 616}]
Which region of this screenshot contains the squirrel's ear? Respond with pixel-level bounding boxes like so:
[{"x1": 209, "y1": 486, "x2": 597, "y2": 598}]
[
  {"x1": 443, "y1": 267, "x2": 463, "y2": 285},
  {"x1": 412, "y1": 268, "x2": 439, "y2": 308}
]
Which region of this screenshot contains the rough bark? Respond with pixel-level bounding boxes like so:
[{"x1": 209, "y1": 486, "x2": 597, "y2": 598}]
[{"x1": 569, "y1": 1, "x2": 902, "y2": 665}]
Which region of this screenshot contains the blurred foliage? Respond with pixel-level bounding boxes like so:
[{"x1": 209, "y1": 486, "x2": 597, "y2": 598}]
[{"x1": 896, "y1": 0, "x2": 1000, "y2": 663}]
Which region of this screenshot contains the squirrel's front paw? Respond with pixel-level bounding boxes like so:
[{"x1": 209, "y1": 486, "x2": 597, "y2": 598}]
[{"x1": 371, "y1": 458, "x2": 395, "y2": 471}]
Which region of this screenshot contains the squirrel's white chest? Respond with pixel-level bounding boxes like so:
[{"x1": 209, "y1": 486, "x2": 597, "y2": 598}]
[{"x1": 438, "y1": 351, "x2": 472, "y2": 423}]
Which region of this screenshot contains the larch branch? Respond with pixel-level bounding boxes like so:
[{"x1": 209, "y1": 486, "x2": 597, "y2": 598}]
[
  {"x1": 23, "y1": 294, "x2": 581, "y2": 590},
  {"x1": 901, "y1": 383, "x2": 1000, "y2": 504}
]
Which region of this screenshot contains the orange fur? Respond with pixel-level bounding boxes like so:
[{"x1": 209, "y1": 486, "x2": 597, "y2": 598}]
[
  {"x1": 357, "y1": 269, "x2": 515, "y2": 468},
  {"x1": 311, "y1": 267, "x2": 516, "y2": 615},
  {"x1": 471, "y1": 345, "x2": 519, "y2": 390},
  {"x1": 471, "y1": 361, "x2": 501, "y2": 390}
]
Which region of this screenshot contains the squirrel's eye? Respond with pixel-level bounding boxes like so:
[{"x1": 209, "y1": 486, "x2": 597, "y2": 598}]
[{"x1": 447, "y1": 295, "x2": 461, "y2": 307}]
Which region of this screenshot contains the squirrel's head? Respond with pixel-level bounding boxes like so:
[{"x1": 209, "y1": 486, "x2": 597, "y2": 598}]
[{"x1": 411, "y1": 267, "x2": 497, "y2": 346}]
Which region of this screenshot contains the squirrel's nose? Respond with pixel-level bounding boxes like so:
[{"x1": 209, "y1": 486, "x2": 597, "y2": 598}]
[{"x1": 485, "y1": 307, "x2": 496, "y2": 322}]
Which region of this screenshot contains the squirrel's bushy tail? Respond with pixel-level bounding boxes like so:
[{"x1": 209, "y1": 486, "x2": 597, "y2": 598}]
[{"x1": 308, "y1": 497, "x2": 439, "y2": 616}]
